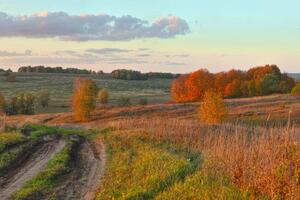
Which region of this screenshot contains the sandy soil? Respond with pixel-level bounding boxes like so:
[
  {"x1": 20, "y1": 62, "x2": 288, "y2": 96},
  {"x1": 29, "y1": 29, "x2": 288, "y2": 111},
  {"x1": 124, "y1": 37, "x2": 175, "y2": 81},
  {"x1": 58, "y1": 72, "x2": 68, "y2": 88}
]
[{"x1": 0, "y1": 140, "x2": 66, "y2": 200}]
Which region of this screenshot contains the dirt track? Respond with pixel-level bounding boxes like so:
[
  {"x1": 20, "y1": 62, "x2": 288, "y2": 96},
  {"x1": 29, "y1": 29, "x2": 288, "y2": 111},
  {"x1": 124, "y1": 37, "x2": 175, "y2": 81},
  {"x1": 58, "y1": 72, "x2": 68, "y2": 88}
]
[
  {"x1": 0, "y1": 140, "x2": 66, "y2": 200},
  {"x1": 53, "y1": 139, "x2": 106, "y2": 200}
]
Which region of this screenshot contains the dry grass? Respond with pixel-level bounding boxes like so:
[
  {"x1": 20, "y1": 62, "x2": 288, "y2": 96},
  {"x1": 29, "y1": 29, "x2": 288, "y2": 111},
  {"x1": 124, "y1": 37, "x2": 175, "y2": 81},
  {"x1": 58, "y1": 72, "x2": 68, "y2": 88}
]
[{"x1": 112, "y1": 118, "x2": 300, "y2": 199}]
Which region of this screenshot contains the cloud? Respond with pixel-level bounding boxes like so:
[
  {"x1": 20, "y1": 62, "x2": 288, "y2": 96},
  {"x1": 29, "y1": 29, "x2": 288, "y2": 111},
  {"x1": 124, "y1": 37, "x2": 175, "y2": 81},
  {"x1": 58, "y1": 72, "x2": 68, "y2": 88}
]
[
  {"x1": 0, "y1": 12, "x2": 190, "y2": 41},
  {"x1": 86, "y1": 48, "x2": 132, "y2": 54},
  {"x1": 0, "y1": 50, "x2": 32, "y2": 57},
  {"x1": 165, "y1": 54, "x2": 189, "y2": 58}
]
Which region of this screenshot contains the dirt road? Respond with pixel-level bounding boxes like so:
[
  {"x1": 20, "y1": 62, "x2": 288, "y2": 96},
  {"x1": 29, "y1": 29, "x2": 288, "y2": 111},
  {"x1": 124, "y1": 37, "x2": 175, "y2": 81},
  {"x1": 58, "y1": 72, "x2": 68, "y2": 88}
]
[
  {"x1": 53, "y1": 139, "x2": 106, "y2": 200},
  {"x1": 0, "y1": 140, "x2": 66, "y2": 200}
]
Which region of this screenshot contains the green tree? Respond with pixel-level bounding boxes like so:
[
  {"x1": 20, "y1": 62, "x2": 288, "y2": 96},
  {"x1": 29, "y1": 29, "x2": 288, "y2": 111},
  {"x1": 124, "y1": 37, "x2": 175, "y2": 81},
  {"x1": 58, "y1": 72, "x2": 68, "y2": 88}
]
[{"x1": 261, "y1": 73, "x2": 281, "y2": 95}]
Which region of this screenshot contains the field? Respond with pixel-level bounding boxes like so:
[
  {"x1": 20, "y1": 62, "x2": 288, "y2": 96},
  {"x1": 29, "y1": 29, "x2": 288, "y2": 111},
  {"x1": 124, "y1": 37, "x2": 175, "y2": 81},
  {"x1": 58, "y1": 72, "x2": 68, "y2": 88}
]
[
  {"x1": 0, "y1": 93, "x2": 299, "y2": 199},
  {"x1": 1, "y1": 72, "x2": 300, "y2": 199},
  {"x1": 0, "y1": 73, "x2": 171, "y2": 113}
]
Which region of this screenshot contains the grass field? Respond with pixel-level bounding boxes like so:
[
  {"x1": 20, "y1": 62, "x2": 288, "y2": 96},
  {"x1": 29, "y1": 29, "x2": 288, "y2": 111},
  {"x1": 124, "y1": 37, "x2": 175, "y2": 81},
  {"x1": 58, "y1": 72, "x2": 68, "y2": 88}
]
[{"x1": 0, "y1": 73, "x2": 172, "y2": 113}]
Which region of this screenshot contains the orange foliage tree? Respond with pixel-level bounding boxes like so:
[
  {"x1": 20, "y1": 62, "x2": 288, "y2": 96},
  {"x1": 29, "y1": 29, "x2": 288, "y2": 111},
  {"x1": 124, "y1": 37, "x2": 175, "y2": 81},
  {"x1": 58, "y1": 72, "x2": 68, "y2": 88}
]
[
  {"x1": 72, "y1": 78, "x2": 98, "y2": 121},
  {"x1": 171, "y1": 65, "x2": 295, "y2": 103},
  {"x1": 199, "y1": 90, "x2": 228, "y2": 124}
]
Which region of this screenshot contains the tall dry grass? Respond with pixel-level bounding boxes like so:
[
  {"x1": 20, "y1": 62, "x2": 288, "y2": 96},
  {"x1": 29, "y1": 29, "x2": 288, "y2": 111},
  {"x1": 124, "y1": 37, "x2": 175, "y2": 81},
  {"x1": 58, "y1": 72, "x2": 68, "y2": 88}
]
[{"x1": 112, "y1": 117, "x2": 300, "y2": 199}]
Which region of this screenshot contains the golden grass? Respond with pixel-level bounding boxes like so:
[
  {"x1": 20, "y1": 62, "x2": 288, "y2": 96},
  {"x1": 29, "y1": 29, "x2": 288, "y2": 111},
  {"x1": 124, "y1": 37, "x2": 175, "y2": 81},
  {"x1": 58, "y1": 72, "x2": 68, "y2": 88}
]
[{"x1": 113, "y1": 118, "x2": 300, "y2": 199}]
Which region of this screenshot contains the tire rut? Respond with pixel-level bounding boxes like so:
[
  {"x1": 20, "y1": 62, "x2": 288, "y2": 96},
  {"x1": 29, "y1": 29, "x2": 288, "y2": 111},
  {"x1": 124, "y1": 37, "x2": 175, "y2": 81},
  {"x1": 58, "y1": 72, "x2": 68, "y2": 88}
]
[
  {"x1": 53, "y1": 139, "x2": 106, "y2": 200},
  {"x1": 0, "y1": 140, "x2": 66, "y2": 200}
]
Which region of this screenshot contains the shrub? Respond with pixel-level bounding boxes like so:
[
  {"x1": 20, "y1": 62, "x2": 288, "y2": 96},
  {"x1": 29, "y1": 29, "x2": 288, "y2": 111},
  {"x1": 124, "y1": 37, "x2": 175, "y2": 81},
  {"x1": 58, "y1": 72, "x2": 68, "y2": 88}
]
[
  {"x1": 139, "y1": 98, "x2": 148, "y2": 105},
  {"x1": 17, "y1": 93, "x2": 36, "y2": 115},
  {"x1": 72, "y1": 78, "x2": 98, "y2": 121},
  {"x1": 98, "y1": 89, "x2": 109, "y2": 105},
  {"x1": 118, "y1": 96, "x2": 131, "y2": 106},
  {"x1": 291, "y1": 83, "x2": 300, "y2": 96},
  {"x1": 199, "y1": 90, "x2": 227, "y2": 124},
  {"x1": 6, "y1": 73, "x2": 16, "y2": 82},
  {"x1": 37, "y1": 90, "x2": 50, "y2": 108}
]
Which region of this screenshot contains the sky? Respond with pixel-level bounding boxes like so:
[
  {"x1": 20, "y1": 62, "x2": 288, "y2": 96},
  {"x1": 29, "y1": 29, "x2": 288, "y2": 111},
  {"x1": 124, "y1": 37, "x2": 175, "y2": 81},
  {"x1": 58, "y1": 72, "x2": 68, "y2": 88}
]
[{"x1": 0, "y1": 0, "x2": 299, "y2": 73}]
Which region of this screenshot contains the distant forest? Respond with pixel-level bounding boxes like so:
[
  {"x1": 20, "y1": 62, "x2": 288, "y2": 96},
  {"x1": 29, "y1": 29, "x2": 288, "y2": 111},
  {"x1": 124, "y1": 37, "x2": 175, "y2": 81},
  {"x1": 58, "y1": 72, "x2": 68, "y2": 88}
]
[{"x1": 0, "y1": 66, "x2": 180, "y2": 80}]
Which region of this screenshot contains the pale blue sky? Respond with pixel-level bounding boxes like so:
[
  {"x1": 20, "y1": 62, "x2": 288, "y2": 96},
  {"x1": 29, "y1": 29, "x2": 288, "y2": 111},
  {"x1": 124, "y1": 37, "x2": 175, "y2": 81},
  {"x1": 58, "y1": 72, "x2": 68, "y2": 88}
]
[{"x1": 0, "y1": 0, "x2": 299, "y2": 73}]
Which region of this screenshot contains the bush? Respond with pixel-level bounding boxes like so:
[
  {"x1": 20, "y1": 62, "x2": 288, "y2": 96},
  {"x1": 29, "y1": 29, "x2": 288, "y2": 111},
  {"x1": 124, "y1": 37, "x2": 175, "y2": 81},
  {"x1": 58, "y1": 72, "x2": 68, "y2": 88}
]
[
  {"x1": 6, "y1": 73, "x2": 16, "y2": 82},
  {"x1": 118, "y1": 96, "x2": 131, "y2": 106},
  {"x1": 291, "y1": 83, "x2": 300, "y2": 96},
  {"x1": 98, "y1": 89, "x2": 109, "y2": 105},
  {"x1": 199, "y1": 90, "x2": 227, "y2": 124},
  {"x1": 139, "y1": 98, "x2": 148, "y2": 106},
  {"x1": 37, "y1": 90, "x2": 50, "y2": 108},
  {"x1": 72, "y1": 78, "x2": 98, "y2": 121}
]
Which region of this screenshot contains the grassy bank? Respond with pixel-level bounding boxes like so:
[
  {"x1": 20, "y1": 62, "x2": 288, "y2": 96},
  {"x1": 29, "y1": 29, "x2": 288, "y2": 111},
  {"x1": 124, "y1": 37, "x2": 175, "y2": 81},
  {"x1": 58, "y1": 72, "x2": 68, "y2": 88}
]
[{"x1": 12, "y1": 145, "x2": 73, "y2": 200}]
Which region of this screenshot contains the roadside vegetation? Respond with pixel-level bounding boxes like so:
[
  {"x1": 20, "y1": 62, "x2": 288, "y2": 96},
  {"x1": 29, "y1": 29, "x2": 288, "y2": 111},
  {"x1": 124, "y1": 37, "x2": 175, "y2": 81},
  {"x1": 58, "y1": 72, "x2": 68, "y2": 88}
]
[{"x1": 12, "y1": 145, "x2": 72, "y2": 200}]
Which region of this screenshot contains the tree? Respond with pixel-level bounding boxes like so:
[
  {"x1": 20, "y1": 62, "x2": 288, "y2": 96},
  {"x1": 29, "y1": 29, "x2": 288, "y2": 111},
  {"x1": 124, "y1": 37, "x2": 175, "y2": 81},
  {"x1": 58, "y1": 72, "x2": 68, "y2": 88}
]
[
  {"x1": 98, "y1": 89, "x2": 109, "y2": 105},
  {"x1": 0, "y1": 93, "x2": 5, "y2": 113},
  {"x1": 17, "y1": 93, "x2": 35, "y2": 115},
  {"x1": 261, "y1": 73, "x2": 281, "y2": 95},
  {"x1": 185, "y1": 69, "x2": 215, "y2": 101},
  {"x1": 171, "y1": 75, "x2": 189, "y2": 103},
  {"x1": 38, "y1": 90, "x2": 50, "y2": 108},
  {"x1": 199, "y1": 90, "x2": 228, "y2": 124},
  {"x1": 224, "y1": 80, "x2": 242, "y2": 98},
  {"x1": 72, "y1": 78, "x2": 98, "y2": 121},
  {"x1": 291, "y1": 83, "x2": 300, "y2": 96}
]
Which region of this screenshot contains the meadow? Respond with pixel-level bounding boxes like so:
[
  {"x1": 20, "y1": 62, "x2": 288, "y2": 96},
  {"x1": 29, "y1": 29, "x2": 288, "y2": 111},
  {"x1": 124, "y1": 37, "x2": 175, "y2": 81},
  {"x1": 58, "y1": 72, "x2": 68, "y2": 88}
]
[
  {"x1": 1, "y1": 71, "x2": 300, "y2": 199},
  {"x1": 0, "y1": 73, "x2": 172, "y2": 113}
]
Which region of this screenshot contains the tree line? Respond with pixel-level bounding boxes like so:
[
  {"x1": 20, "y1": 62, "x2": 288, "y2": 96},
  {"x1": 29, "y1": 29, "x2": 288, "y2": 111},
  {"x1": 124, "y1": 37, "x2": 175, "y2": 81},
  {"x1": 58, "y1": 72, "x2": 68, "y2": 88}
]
[
  {"x1": 111, "y1": 69, "x2": 179, "y2": 80},
  {"x1": 171, "y1": 65, "x2": 296, "y2": 102},
  {"x1": 18, "y1": 66, "x2": 97, "y2": 74},
  {"x1": 1, "y1": 67, "x2": 179, "y2": 80}
]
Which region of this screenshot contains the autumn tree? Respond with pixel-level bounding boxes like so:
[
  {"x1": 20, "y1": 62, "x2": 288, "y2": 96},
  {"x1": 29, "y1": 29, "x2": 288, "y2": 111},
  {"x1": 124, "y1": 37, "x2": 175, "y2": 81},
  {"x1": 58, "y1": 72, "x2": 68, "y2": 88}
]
[
  {"x1": 291, "y1": 83, "x2": 300, "y2": 96},
  {"x1": 171, "y1": 65, "x2": 295, "y2": 103},
  {"x1": 98, "y1": 89, "x2": 109, "y2": 105},
  {"x1": 72, "y1": 78, "x2": 98, "y2": 121},
  {"x1": 0, "y1": 93, "x2": 5, "y2": 113},
  {"x1": 37, "y1": 90, "x2": 50, "y2": 108},
  {"x1": 171, "y1": 75, "x2": 189, "y2": 103},
  {"x1": 185, "y1": 69, "x2": 215, "y2": 101},
  {"x1": 199, "y1": 90, "x2": 228, "y2": 124},
  {"x1": 224, "y1": 80, "x2": 242, "y2": 98}
]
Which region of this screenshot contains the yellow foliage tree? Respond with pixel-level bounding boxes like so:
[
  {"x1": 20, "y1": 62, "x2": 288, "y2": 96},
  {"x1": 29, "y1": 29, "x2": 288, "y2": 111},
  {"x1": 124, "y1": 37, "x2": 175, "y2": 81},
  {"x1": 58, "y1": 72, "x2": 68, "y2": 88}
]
[
  {"x1": 199, "y1": 90, "x2": 228, "y2": 124},
  {"x1": 98, "y1": 89, "x2": 109, "y2": 105},
  {"x1": 72, "y1": 78, "x2": 98, "y2": 121}
]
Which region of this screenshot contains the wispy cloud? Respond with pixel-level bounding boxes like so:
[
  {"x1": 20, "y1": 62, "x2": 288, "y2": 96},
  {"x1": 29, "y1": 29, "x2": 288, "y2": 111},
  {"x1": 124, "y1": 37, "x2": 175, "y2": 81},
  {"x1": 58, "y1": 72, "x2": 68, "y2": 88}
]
[
  {"x1": 0, "y1": 50, "x2": 32, "y2": 57},
  {"x1": 86, "y1": 48, "x2": 132, "y2": 55},
  {"x1": 0, "y1": 12, "x2": 190, "y2": 41}
]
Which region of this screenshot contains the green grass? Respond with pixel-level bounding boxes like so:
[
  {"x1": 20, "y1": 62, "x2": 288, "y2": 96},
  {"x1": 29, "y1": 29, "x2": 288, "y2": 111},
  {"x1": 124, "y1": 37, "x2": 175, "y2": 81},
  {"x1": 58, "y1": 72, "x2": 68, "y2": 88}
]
[
  {"x1": 0, "y1": 143, "x2": 30, "y2": 171},
  {"x1": 97, "y1": 130, "x2": 192, "y2": 199},
  {"x1": 155, "y1": 170, "x2": 245, "y2": 200},
  {"x1": 22, "y1": 124, "x2": 89, "y2": 139},
  {"x1": 12, "y1": 145, "x2": 72, "y2": 200},
  {"x1": 0, "y1": 131, "x2": 25, "y2": 152},
  {"x1": 0, "y1": 73, "x2": 171, "y2": 113}
]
